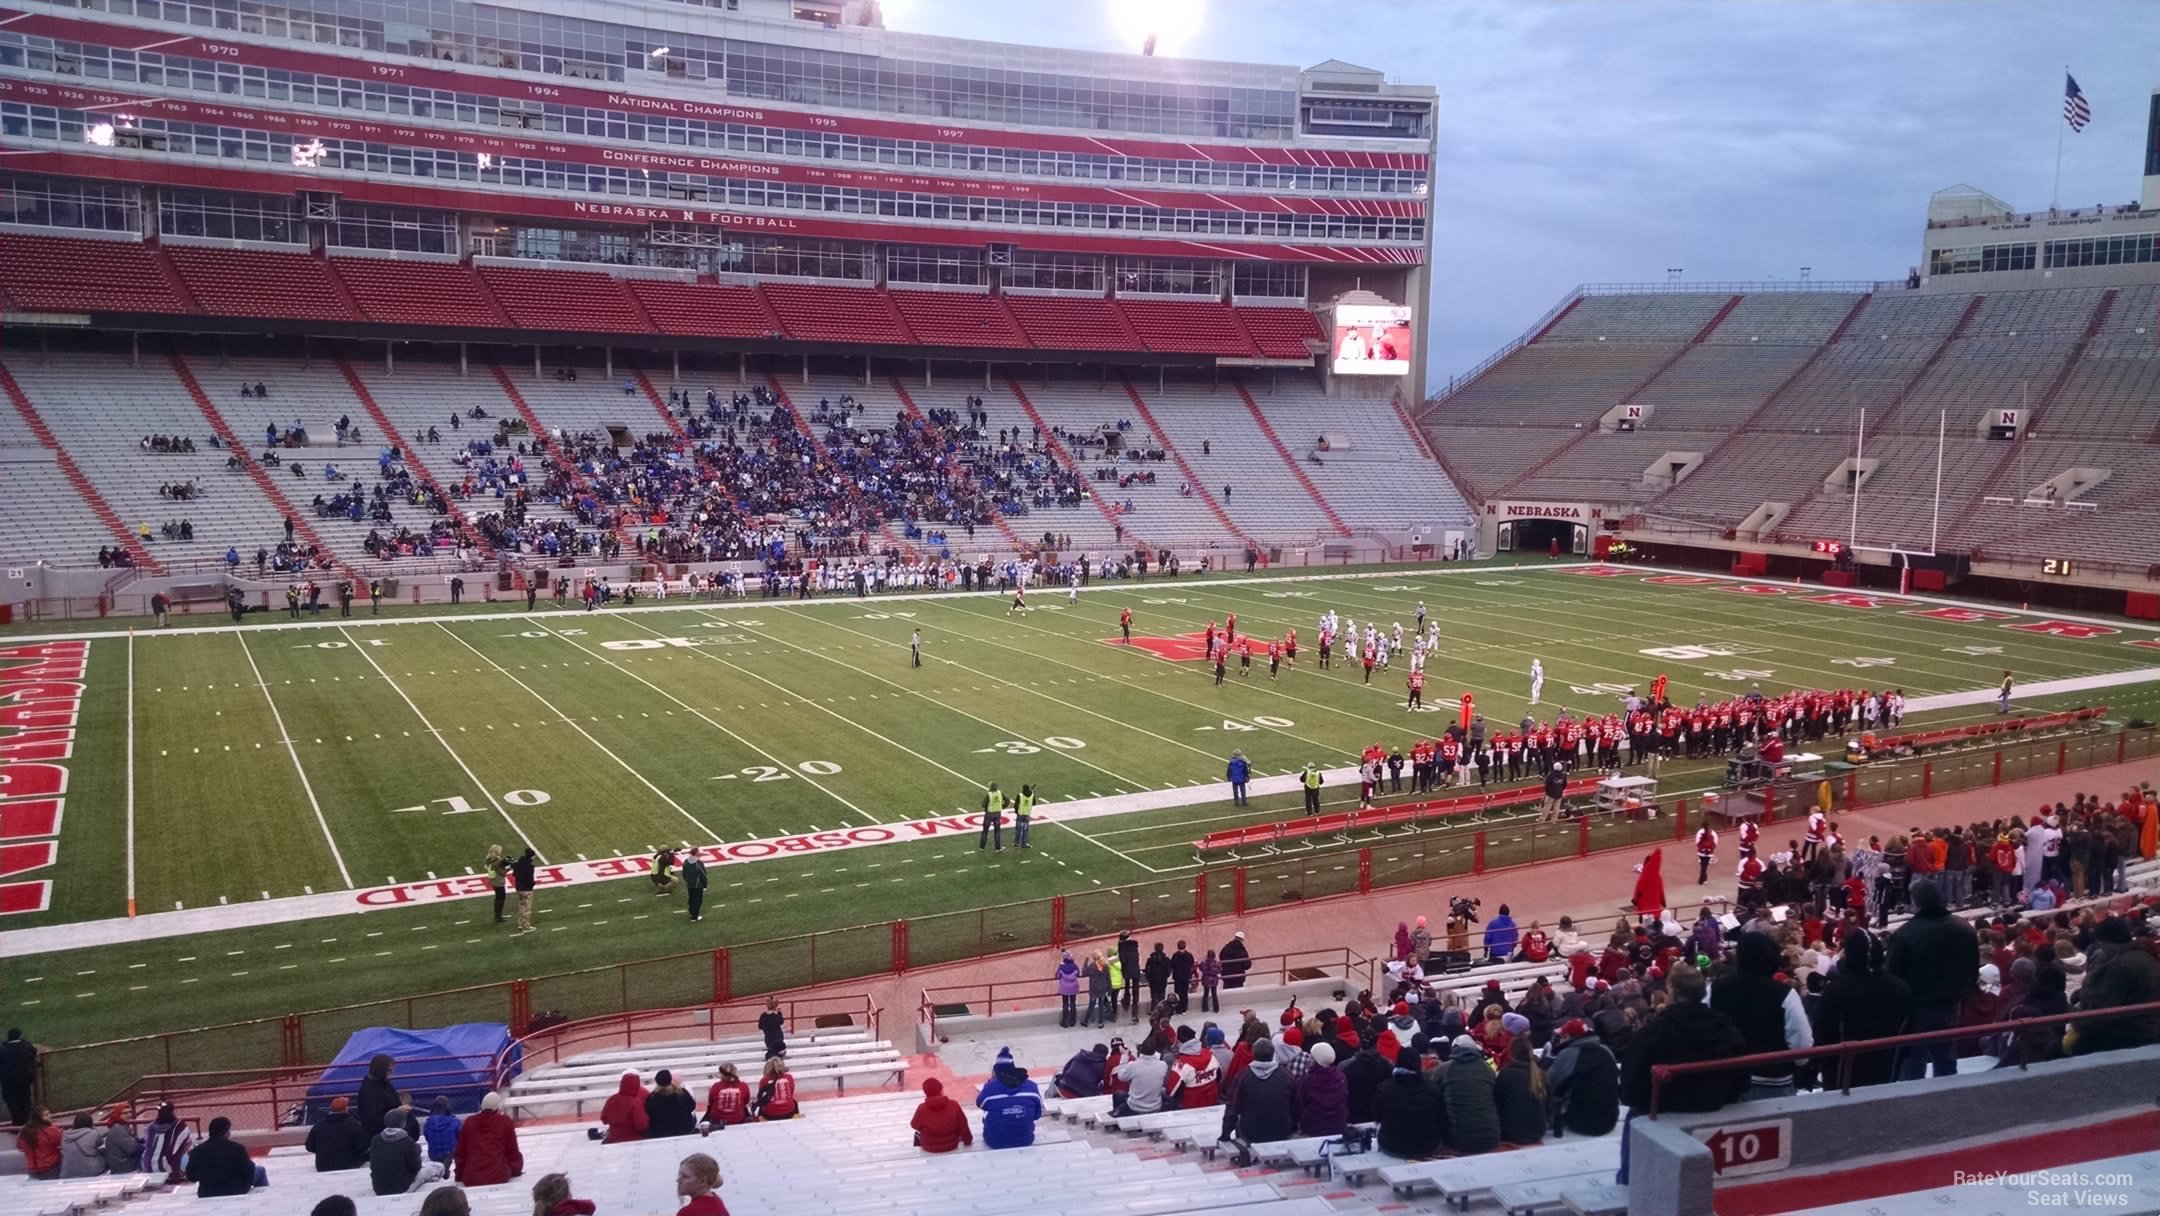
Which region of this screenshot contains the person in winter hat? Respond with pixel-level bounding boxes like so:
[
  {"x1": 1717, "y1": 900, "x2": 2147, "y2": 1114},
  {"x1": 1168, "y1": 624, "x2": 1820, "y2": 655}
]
[
  {"x1": 1296, "y1": 1041, "x2": 1350, "y2": 1136},
  {"x1": 1373, "y1": 1041, "x2": 1444, "y2": 1158},
  {"x1": 98, "y1": 1109, "x2": 141, "y2": 1177},
  {"x1": 306, "y1": 1096, "x2": 369, "y2": 1172},
  {"x1": 910, "y1": 1078, "x2": 973, "y2": 1153},
  {"x1": 974, "y1": 1048, "x2": 1043, "y2": 1149},
  {"x1": 421, "y1": 1096, "x2": 460, "y2": 1165},
  {"x1": 367, "y1": 1113, "x2": 438, "y2": 1196},
  {"x1": 1054, "y1": 951, "x2": 1082, "y2": 1027},
  {"x1": 1544, "y1": 1018, "x2": 1619, "y2": 1137},
  {"x1": 1053, "y1": 1042, "x2": 1109, "y2": 1099}
]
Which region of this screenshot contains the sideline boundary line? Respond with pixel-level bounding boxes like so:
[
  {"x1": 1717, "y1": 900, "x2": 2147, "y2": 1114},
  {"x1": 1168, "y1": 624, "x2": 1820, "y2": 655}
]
[
  {"x1": 125, "y1": 631, "x2": 136, "y2": 916},
  {"x1": 236, "y1": 631, "x2": 354, "y2": 889}
]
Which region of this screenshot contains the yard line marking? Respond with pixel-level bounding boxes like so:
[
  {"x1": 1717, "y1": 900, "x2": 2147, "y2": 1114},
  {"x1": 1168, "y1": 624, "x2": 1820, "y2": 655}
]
[
  {"x1": 434, "y1": 623, "x2": 719, "y2": 844},
  {"x1": 708, "y1": 611, "x2": 1153, "y2": 793},
  {"x1": 533, "y1": 621, "x2": 879, "y2": 825},
  {"x1": 126, "y1": 629, "x2": 138, "y2": 917},
  {"x1": 236, "y1": 632, "x2": 354, "y2": 888},
  {"x1": 337, "y1": 626, "x2": 544, "y2": 861}
]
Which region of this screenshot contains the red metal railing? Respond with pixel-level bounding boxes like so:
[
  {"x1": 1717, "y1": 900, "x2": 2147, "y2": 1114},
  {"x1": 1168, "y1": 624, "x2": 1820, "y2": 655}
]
[
  {"x1": 1649, "y1": 999, "x2": 2160, "y2": 1116},
  {"x1": 491, "y1": 993, "x2": 878, "y2": 1089},
  {"x1": 32, "y1": 723, "x2": 2153, "y2": 1113},
  {"x1": 917, "y1": 947, "x2": 1375, "y2": 1043},
  {"x1": 70, "y1": 1052, "x2": 506, "y2": 1132}
]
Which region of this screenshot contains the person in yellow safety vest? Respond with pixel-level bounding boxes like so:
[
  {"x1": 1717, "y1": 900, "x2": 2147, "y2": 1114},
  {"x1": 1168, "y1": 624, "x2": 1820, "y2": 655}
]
[
  {"x1": 1015, "y1": 785, "x2": 1036, "y2": 849},
  {"x1": 1301, "y1": 763, "x2": 1324, "y2": 817},
  {"x1": 977, "y1": 781, "x2": 1004, "y2": 851}
]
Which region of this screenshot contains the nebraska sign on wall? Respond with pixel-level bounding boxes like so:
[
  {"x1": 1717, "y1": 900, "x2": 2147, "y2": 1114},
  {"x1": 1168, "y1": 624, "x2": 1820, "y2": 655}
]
[{"x1": 1486, "y1": 502, "x2": 1603, "y2": 522}]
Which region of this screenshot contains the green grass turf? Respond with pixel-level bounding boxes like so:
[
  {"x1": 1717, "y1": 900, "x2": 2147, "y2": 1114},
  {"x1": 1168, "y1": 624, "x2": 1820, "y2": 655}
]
[{"x1": 7, "y1": 561, "x2": 2157, "y2": 1103}]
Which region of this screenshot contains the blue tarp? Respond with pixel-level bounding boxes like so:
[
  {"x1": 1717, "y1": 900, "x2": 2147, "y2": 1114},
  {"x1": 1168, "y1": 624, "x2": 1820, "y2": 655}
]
[{"x1": 302, "y1": 1023, "x2": 520, "y2": 1124}]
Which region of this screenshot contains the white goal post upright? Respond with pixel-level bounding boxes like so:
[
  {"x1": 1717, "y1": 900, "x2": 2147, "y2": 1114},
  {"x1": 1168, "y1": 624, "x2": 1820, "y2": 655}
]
[{"x1": 1847, "y1": 407, "x2": 1946, "y2": 565}]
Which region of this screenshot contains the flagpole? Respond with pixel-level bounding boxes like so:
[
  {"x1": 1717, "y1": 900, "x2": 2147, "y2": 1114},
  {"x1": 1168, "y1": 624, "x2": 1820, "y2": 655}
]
[{"x1": 2052, "y1": 65, "x2": 2067, "y2": 210}]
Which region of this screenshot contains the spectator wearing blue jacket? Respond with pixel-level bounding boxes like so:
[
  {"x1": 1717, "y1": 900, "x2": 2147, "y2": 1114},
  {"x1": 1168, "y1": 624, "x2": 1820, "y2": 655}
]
[
  {"x1": 420, "y1": 1097, "x2": 459, "y2": 1165},
  {"x1": 1226, "y1": 750, "x2": 1251, "y2": 807},
  {"x1": 1483, "y1": 904, "x2": 1519, "y2": 960},
  {"x1": 974, "y1": 1047, "x2": 1042, "y2": 1149}
]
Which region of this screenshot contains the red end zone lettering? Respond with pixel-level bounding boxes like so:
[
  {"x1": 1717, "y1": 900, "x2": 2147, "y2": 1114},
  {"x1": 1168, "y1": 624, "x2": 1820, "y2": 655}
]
[
  {"x1": 1643, "y1": 574, "x2": 1723, "y2": 586},
  {"x1": 0, "y1": 763, "x2": 67, "y2": 800},
  {"x1": 0, "y1": 799, "x2": 62, "y2": 839},
  {"x1": 1561, "y1": 566, "x2": 1632, "y2": 578},
  {"x1": 2004, "y1": 619, "x2": 2120, "y2": 639},
  {"x1": 0, "y1": 840, "x2": 56, "y2": 878},
  {"x1": 2129, "y1": 639, "x2": 2160, "y2": 651},
  {"x1": 1904, "y1": 607, "x2": 2013, "y2": 623},
  {"x1": 1720, "y1": 584, "x2": 1789, "y2": 596},
  {"x1": 0, "y1": 880, "x2": 51, "y2": 916}
]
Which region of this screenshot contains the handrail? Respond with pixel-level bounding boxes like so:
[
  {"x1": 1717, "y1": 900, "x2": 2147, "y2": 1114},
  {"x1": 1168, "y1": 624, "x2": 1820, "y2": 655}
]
[
  {"x1": 490, "y1": 992, "x2": 879, "y2": 1090},
  {"x1": 918, "y1": 947, "x2": 1376, "y2": 1043},
  {"x1": 69, "y1": 1053, "x2": 510, "y2": 1130},
  {"x1": 1648, "y1": 998, "x2": 2160, "y2": 1116}
]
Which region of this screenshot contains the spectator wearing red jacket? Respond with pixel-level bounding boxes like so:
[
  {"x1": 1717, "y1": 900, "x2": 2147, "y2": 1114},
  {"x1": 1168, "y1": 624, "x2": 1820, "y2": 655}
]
[
  {"x1": 909, "y1": 1079, "x2": 973, "y2": 1153},
  {"x1": 532, "y1": 1173, "x2": 597, "y2": 1216},
  {"x1": 599, "y1": 1073, "x2": 649, "y2": 1144},
  {"x1": 703, "y1": 1063, "x2": 750, "y2": 1127},
  {"x1": 16, "y1": 1106, "x2": 62, "y2": 1179},
  {"x1": 452, "y1": 1092, "x2": 522, "y2": 1186}
]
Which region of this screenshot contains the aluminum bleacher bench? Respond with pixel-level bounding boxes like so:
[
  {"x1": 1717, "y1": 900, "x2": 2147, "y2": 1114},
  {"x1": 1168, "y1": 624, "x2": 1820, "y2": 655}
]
[
  {"x1": 1281, "y1": 1125, "x2": 1378, "y2": 1175},
  {"x1": 1490, "y1": 1171, "x2": 1618, "y2": 1215},
  {"x1": 1111, "y1": 1104, "x2": 1224, "y2": 1139},
  {"x1": 508, "y1": 1054, "x2": 906, "y2": 1116},
  {"x1": 1381, "y1": 1134, "x2": 1622, "y2": 1204},
  {"x1": 1323, "y1": 1148, "x2": 1404, "y2": 1184},
  {"x1": 1559, "y1": 1180, "x2": 1629, "y2": 1216}
]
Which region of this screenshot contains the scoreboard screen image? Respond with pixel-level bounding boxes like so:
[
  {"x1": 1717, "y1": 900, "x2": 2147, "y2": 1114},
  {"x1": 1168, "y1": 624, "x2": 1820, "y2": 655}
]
[{"x1": 1332, "y1": 303, "x2": 1415, "y2": 376}]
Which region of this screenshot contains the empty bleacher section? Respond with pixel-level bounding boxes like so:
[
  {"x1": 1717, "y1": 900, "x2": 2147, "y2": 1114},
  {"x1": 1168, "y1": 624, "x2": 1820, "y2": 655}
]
[
  {"x1": 1004, "y1": 294, "x2": 1147, "y2": 351},
  {"x1": 1243, "y1": 382, "x2": 1475, "y2": 537},
  {"x1": 1431, "y1": 283, "x2": 2159, "y2": 567},
  {"x1": 626, "y1": 280, "x2": 782, "y2": 339},
  {"x1": 0, "y1": 453, "x2": 120, "y2": 568},
  {"x1": 887, "y1": 288, "x2": 1031, "y2": 349},
  {"x1": 1117, "y1": 298, "x2": 1260, "y2": 357},
  {"x1": 163, "y1": 245, "x2": 357, "y2": 324},
  {"x1": 759, "y1": 283, "x2": 915, "y2": 346},
  {"x1": 331, "y1": 255, "x2": 510, "y2": 329},
  {"x1": 1237, "y1": 306, "x2": 1329, "y2": 360},
  {"x1": 0, "y1": 232, "x2": 188, "y2": 315},
  {"x1": 1, "y1": 354, "x2": 292, "y2": 570},
  {"x1": 1131, "y1": 382, "x2": 1336, "y2": 542},
  {"x1": 473, "y1": 264, "x2": 651, "y2": 334}
]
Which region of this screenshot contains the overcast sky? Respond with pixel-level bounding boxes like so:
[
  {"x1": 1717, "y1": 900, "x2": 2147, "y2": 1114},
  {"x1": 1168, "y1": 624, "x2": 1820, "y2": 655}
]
[{"x1": 882, "y1": 1, "x2": 2158, "y2": 383}]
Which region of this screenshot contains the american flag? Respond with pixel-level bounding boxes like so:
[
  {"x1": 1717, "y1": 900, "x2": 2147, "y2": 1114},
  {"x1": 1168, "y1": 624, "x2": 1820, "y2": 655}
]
[{"x1": 2064, "y1": 73, "x2": 2091, "y2": 132}]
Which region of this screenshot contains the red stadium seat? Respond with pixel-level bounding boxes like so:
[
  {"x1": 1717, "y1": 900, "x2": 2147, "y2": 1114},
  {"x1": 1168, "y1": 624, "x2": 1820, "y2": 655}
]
[
  {"x1": 476, "y1": 265, "x2": 653, "y2": 334},
  {"x1": 887, "y1": 290, "x2": 1029, "y2": 349},
  {"x1": 1117, "y1": 298, "x2": 1260, "y2": 356},
  {"x1": 1003, "y1": 294, "x2": 1145, "y2": 351},
  {"x1": 758, "y1": 283, "x2": 914, "y2": 345},
  {"x1": 165, "y1": 244, "x2": 358, "y2": 322},
  {"x1": 0, "y1": 233, "x2": 187, "y2": 314},
  {"x1": 333, "y1": 257, "x2": 505, "y2": 328},
  {"x1": 627, "y1": 280, "x2": 783, "y2": 339},
  {"x1": 1236, "y1": 306, "x2": 1326, "y2": 359}
]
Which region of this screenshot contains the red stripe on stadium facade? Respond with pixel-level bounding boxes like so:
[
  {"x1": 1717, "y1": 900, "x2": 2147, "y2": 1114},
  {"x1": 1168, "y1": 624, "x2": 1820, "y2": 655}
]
[{"x1": 0, "y1": 7, "x2": 1429, "y2": 172}]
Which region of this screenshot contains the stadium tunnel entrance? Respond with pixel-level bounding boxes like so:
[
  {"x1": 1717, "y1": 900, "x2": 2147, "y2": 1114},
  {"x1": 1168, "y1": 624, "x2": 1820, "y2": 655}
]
[{"x1": 1500, "y1": 518, "x2": 1587, "y2": 555}]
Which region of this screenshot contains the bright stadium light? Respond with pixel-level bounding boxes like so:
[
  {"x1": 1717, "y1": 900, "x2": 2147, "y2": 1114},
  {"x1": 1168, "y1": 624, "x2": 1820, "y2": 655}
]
[
  {"x1": 1108, "y1": 0, "x2": 1204, "y2": 57},
  {"x1": 85, "y1": 122, "x2": 116, "y2": 146},
  {"x1": 291, "y1": 137, "x2": 328, "y2": 168}
]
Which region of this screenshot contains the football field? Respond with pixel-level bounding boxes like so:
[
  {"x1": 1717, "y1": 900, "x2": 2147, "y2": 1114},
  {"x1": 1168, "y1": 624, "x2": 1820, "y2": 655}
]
[{"x1": 5, "y1": 559, "x2": 2158, "y2": 1063}]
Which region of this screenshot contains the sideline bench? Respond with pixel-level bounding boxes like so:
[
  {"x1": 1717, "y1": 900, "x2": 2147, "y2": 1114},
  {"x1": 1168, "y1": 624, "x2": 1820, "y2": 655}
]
[{"x1": 1195, "y1": 778, "x2": 1601, "y2": 858}]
